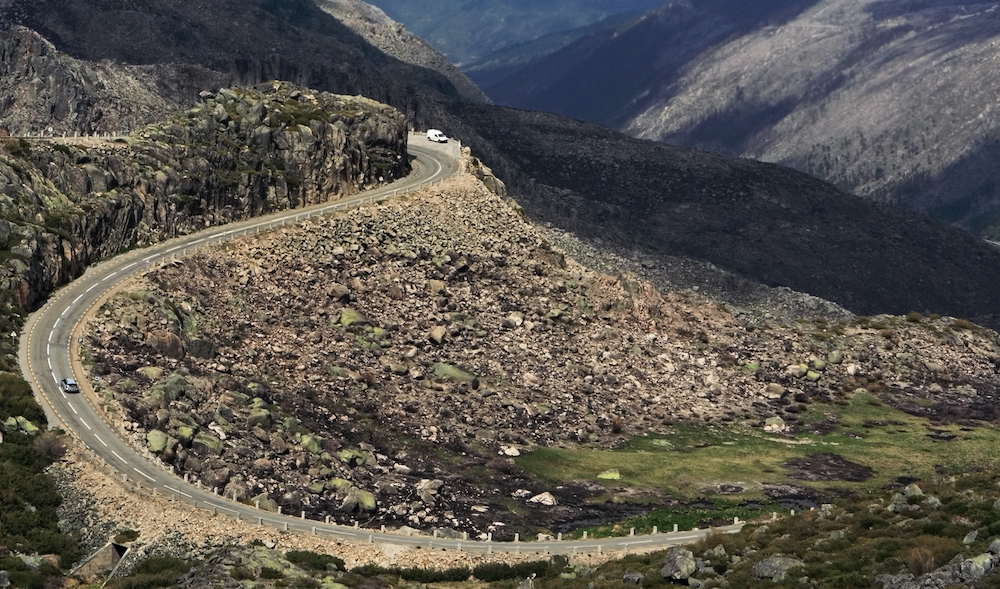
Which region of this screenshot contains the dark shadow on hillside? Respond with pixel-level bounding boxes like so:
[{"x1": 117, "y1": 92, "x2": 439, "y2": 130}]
[
  {"x1": 914, "y1": 136, "x2": 1000, "y2": 235},
  {"x1": 448, "y1": 103, "x2": 1000, "y2": 330}
]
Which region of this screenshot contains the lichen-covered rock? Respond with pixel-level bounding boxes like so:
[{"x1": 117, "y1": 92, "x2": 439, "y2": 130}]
[
  {"x1": 145, "y1": 430, "x2": 173, "y2": 453},
  {"x1": 753, "y1": 556, "x2": 804, "y2": 581},
  {"x1": 191, "y1": 431, "x2": 223, "y2": 455},
  {"x1": 661, "y1": 547, "x2": 697, "y2": 581}
]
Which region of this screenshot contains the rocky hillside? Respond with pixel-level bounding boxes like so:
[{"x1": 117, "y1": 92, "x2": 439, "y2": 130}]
[
  {"x1": 0, "y1": 0, "x2": 470, "y2": 135},
  {"x1": 314, "y1": 0, "x2": 489, "y2": 104},
  {"x1": 84, "y1": 167, "x2": 1000, "y2": 539},
  {"x1": 446, "y1": 104, "x2": 1000, "y2": 330},
  {"x1": 0, "y1": 82, "x2": 407, "y2": 321},
  {"x1": 476, "y1": 0, "x2": 1000, "y2": 235}
]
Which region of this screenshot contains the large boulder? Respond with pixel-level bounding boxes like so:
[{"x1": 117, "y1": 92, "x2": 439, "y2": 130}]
[
  {"x1": 146, "y1": 430, "x2": 175, "y2": 453},
  {"x1": 661, "y1": 547, "x2": 697, "y2": 581},
  {"x1": 753, "y1": 556, "x2": 804, "y2": 581},
  {"x1": 338, "y1": 307, "x2": 370, "y2": 327},
  {"x1": 192, "y1": 431, "x2": 224, "y2": 455},
  {"x1": 147, "y1": 330, "x2": 186, "y2": 359}
]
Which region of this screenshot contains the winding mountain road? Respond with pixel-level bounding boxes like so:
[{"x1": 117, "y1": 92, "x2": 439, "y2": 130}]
[{"x1": 19, "y1": 135, "x2": 742, "y2": 556}]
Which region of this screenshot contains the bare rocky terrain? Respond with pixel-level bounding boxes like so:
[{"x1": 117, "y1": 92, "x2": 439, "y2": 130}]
[{"x1": 82, "y1": 167, "x2": 1000, "y2": 539}]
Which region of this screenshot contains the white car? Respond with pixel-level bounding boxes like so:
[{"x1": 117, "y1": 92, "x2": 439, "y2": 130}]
[
  {"x1": 60, "y1": 378, "x2": 80, "y2": 393},
  {"x1": 427, "y1": 129, "x2": 448, "y2": 143}
]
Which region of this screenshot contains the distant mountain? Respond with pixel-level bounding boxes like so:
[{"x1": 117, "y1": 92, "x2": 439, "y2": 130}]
[
  {"x1": 362, "y1": 0, "x2": 668, "y2": 65},
  {"x1": 463, "y1": 9, "x2": 651, "y2": 91},
  {"x1": 476, "y1": 0, "x2": 1000, "y2": 236}
]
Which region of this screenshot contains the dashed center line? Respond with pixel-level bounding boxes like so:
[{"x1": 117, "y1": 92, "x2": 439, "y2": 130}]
[
  {"x1": 95, "y1": 434, "x2": 108, "y2": 447},
  {"x1": 80, "y1": 419, "x2": 92, "y2": 431},
  {"x1": 134, "y1": 468, "x2": 155, "y2": 482},
  {"x1": 111, "y1": 450, "x2": 127, "y2": 463},
  {"x1": 165, "y1": 486, "x2": 192, "y2": 498}
]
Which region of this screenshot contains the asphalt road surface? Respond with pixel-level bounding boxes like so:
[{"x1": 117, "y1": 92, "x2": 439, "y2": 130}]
[{"x1": 19, "y1": 135, "x2": 743, "y2": 555}]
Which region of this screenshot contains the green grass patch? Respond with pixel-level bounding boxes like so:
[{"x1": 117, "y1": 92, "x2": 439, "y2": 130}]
[{"x1": 516, "y1": 391, "x2": 1000, "y2": 505}]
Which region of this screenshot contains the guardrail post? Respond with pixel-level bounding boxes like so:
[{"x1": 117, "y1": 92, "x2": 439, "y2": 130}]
[
  {"x1": 381, "y1": 525, "x2": 386, "y2": 533},
  {"x1": 325, "y1": 516, "x2": 330, "y2": 524},
  {"x1": 557, "y1": 533, "x2": 562, "y2": 541},
  {"x1": 277, "y1": 506, "x2": 282, "y2": 515},
  {"x1": 734, "y1": 517, "x2": 740, "y2": 525},
  {"x1": 673, "y1": 524, "x2": 678, "y2": 532},
  {"x1": 255, "y1": 500, "x2": 260, "y2": 509},
  {"x1": 312, "y1": 526, "x2": 316, "y2": 534},
  {"x1": 582, "y1": 531, "x2": 587, "y2": 540},
  {"x1": 258, "y1": 517, "x2": 263, "y2": 525},
  {"x1": 433, "y1": 530, "x2": 438, "y2": 538},
  {"x1": 652, "y1": 526, "x2": 658, "y2": 535},
  {"x1": 630, "y1": 528, "x2": 635, "y2": 536},
  {"x1": 301, "y1": 510, "x2": 306, "y2": 519},
  {"x1": 354, "y1": 522, "x2": 359, "y2": 529},
  {"x1": 487, "y1": 533, "x2": 492, "y2": 541},
  {"x1": 514, "y1": 533, "x2": 519, "y2": 542}
]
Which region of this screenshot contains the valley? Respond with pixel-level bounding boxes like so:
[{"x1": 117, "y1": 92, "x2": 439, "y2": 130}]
[{"x1": 469, "y1": 0, "x2": 1000, "y2": 235}]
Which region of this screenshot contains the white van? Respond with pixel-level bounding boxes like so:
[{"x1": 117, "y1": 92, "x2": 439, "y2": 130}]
[{"x1": 427, "y1": 129, "x2": 448, "y2": 143}]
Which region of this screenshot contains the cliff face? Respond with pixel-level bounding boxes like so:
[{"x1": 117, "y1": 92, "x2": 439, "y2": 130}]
[
  {"x1": 0, "y1": 82, "x2": 409, "y2": 313},
  {"x1": 0, "y1": 26, "x2": 220, "y2": 135}
]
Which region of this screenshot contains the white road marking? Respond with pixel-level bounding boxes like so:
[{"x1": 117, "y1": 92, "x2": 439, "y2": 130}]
[
  {"x1": 86, "y1": 283, "x2": 98, "y2": 292},
  {"x1": 122, "y1": 262, "x2": 137, "y2": 271},
  {"x1": 101, "y1": 273, "x2": 116, "y2": 282},
  {"x1": 111, "y1": 450, "x2": 127, "y2": 463},
  {"x1": 95, "y1": 434, "x2": 108, "y2": 447},
  {"x1": 53, "y1": 318, "x2": 61, "y2": 329},
  {"x1": 70, "y1": 404, "x2": 78, "y2": 415},
  {"x1": 72, "y1": 294, "x2": 85, "y2": 306},
  {"x1": 165, "y1": 486, "x2": 192, "y2": 498},
  {"x1": 80, "y1": 419, "x2": 92, "y2": 431},
  {"x1": 134, "y1": 468, "x2": 155, "y2": 482}
]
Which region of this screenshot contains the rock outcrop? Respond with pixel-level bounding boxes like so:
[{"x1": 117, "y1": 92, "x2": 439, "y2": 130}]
[{"x1": 0, "y1": 81, "x2": 408, "y2": 311}]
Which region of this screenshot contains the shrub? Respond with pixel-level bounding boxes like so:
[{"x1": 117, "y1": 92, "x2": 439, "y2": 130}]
[
  {"x1": 104, "y1": 557, "x2": 191, "y2": 589},
  {"x1": 260, "y1": 566, "x2": 284, "y2": 579},
  {"x1": 33, "y1": 432, "x2": 67, "y2": 460},
  {"x1": 286, "y1": 550, "x2": 344, "y2": 571},
  {"x1": 906, "y1": 312, "x2": 924, "y2": 323}
]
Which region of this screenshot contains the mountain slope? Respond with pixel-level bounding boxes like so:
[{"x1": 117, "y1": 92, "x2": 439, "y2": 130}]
[
  {"x1": 363, "y1": 0, "x2": 670, "y2": 65},
  {"x1": 476, "y1": 0, "x2": 1000, "y2": 234},
  {"x1": 4, "y1": 0, "x2": 1000, "y2": 328},
  {"x1": 313, "y1": 0, "x2": 489, "y2": 103},
  {"x1": 448, "y1": 104, "x2": 1000, "y2": 327}
]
